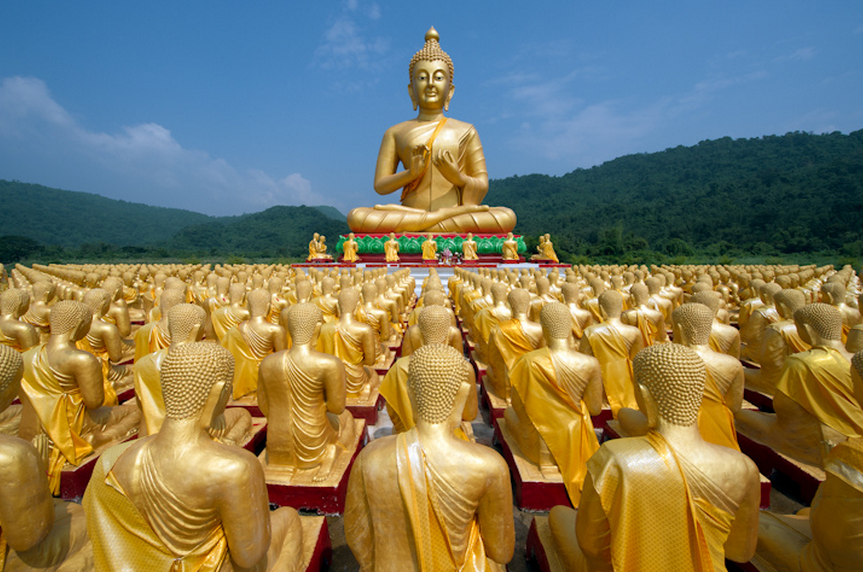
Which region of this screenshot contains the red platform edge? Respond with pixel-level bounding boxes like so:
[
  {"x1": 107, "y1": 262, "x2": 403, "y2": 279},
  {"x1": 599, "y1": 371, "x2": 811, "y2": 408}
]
[
  {"x1": 493, "y1": 422, "x2": 572, "y2": 511},
  {"x1": 306, "y1": 518, "x2": 333, "y2": 572},
  {"x1": 346, "y1": 394, "x2": 384, "y2": 425},
  {"x1": 525, "y1": 518, "x2": 552, "y2": 572},
  {"x1": 737, "y1": 433, "x2": 821, "y2": 505},
  {"x1": 266, "y1": 426, "x2": 368, "y2": 515}
]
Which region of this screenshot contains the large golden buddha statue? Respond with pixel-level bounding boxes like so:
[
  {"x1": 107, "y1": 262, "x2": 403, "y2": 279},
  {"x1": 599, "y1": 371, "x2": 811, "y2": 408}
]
[
  {"x1": 347, "y1": 28, "x2": 516, "y2": 234},
  {"x1": 548, "y1": 343, "x2": 760, "y2": 572},
  {"x1": 345, "y1": 344, "x2": 514, "y2": 570},
  {"x1": 83, "y1": 342, "x2": 304, "y2": 571}
]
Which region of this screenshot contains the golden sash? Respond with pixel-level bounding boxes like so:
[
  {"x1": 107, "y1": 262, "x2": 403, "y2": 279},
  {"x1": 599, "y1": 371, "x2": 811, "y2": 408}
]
[
  {"x1": 588, "y1": 326, "x2": 636, "y2": 417},
  {"x1": 134, "y1": 349, "x2": 168, "y2": 435},
  {"x1": 510, "y1": 348, "x2": 599, "y2": 506},
  {"x1": 776, "y1": 346, "x2": 863, "y2": 438},
  {"x1": 222, "y1": 324, "x2": 267, "y2": 400},
  {"x1": 332, "y1": 326, "x2": 367, "y2": 396},
  {"x1": 20, "y1": 345, "x2": 93, "y2": 493},
  {"x1": 494, "y1": 319, "x2": 534, "y2": 371},
  {"x1": 401, "y1": 118, "x2": 448, "y2": 202},
  {"x1": 396, "y1": 429, "x2": 501, "y2": 571},
  {"x1": 697, "y1": 369, "x2": 740, "y2": 451}
]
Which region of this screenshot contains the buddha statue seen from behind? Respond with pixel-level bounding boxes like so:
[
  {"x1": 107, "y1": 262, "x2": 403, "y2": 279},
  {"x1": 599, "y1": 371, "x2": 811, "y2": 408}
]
[{"x1": 347, "y1": 28, "x2": 516, "y2": 234}]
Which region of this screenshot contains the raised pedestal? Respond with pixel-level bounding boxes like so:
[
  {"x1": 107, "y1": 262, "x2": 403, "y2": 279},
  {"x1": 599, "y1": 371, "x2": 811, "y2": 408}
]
[
  {"x1": 480, "y1": 377, "x2": 508, "y2": 423},
  {"x1": 494, "y1": 419, "x2": 571, "y2": 511},
  {"x1": 259, "y1": 418, "x2": 367, "y2": 515},
  {"x1": 59, "y1": 434, "x2": 137, "y2": 500},
  {"x1": 736, "y1": 431, "x2": 824, "y2": 505},
  {"x1": 335, "y1": 233, "x2": 527, "y2": 265},
  {"x1": 526, "y1": 516, "x2": 566, "y2": 572},
  {"x1": 743, "y1": 387, "x2": 774, "y2": 412},
  {"x1": 346, "y1": 388, "x2": 384, "y2": 425}
]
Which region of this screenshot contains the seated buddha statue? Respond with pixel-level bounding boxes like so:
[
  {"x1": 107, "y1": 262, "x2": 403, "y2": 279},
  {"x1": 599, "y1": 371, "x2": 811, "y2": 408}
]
[
  {"x1": 21, "y1": 279, "x2": 55, "y2": 343},
  {"x1": 346, "y1": 28, "x2": 516, "y2": 234},
  {"x1": 259, "y1": 303, "x2": 357, "y2": 482},
  {"x1": 741, "y1": 282, "x2": 781, "y2": 361},
  {"x1": 316, "y1": 288, "x2": 380, "y2": 399},
  {"x1": 401, "y1": 290, "x2": 463, "y2": 358},
  {"x1": 384, "y1": 232, "x2": 401, "y2": 262},
  {"x1": 381, "y1": 305, "x2": 477, "y2": 436},
  {"x1": 486, "y1": 288, "x2": 545, "y2": 401},
  {"x1": 0, "y1": 289, "x2": 39, "y2": 352},
  {"x1": 211, "y1": 283, "x2": 250, "y2": 343},
  {"x1": 0, "y1": 344, "x2": 23, "y2": 435},
  {"x1": 80, "y1": 288, "x2": 133, "y2": 405},
  {"x1": 356, "y1": 282, "x2": 395, "y2": 358},
  {"x1": 18, "y1": 301, "x2": 140, "y2": 493},
  {"x1": 621, "y1": 282, "x2": 668, "y2": 347},
  {"x1": 579, "y1": 290, "x2": 644, "y2": 417},
  {"x1": 83, "y1": 342, "x2": 304, "y2": 571},
  {"x1": 471, "y1": 282, "x2": 513, "y2": 361},
  {"x1": 134, "y1": 288, "x2": 184, "y2": 362},
  {"x1": 743, "y1": 288, "x2": 809, "y2": 395},
  {"x1": 501, "y1": 232, "x2": 519, "y2": 261},
  {"x1": 462, "y1": 232, "x2": 479, "y2": 260},
  {"x1": 561, "y1": 282, "x2": 593, "y2": 342},
  {"x1": 1, "y1": 403, "x2": 93, "y2": 571},
  {"x1": 530, "y1": 233, "x2": 560, "y2": 263},
  {"x1": 100, "y1": 276, "x2": 133, "y2": 339},
  {"x1": 847, "y1": 293, "x2": 863, "y2": 354},
  {"x1": 736, "y1": 303, "x2": 863, "y2": 467},
  {"x1": 345, "y1": 344, "x2": 514, "y2": 571},
  {"x1": 374, "y1": 277, "x2": 403, "y2": 331},
  {"x1": 342, "y1": 232, "x2": 360, "y2": 263},
  {"x1": 222, "y1": 289, "x2": 287, "y2": 400},
  {"x1": 265, "y1": 275, "x2": 289, "y2": 325},
  {"x1": 503, "y1": 303, "x2": 602, "y2": 504},
  {"x1": 313, "y1": 276, "x2": 339, "y2": 323},
  {"x1": 690, "y1": 290, "x2": 741, "y2": 359},
  {"x1": 548, "y1": 343, "x2": 760, "y2": 572},
  {"x1": 822, "y1": 281, "x2": 862, "y2": 343},
  {"x1": 421, "y1": 234, "x2": 438, "y2": 261}
]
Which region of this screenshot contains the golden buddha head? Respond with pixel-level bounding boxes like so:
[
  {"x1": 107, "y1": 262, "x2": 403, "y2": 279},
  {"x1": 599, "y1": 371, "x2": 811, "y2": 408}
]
[
  {"x1": 49, "y1": 300, "x2": 92, "y2": 340},
  {"x1": 31, "y1": 280, "x2": 56, "y2": 303},
  {"x1": 161, "y1": 342, "x2": 234, "y2": 423},
  {"x1": 491, "y1": 282, "x2": 509, "y2": 304},
  {"x1": 160, "y1": 289, "x2": 186, "y2": 316},
  {"x1": 633, "y1": 343, "x2": 705, "y2": 427},
  {"x1": 286, "y1": 303, "x2": 322, "y2": 345},
  {"x1": 508, "y1": 288, "x2": 531, "y2": 316},
  {"x1": 418, "y1": 305, "x2": 451, "y2": 345},
  {"x1": 773, "y1": 289, "x2": 806, "y2": 319},
  {"x1": 409, "y1": 27, "x2": 454, "y2": 112},
  {"x1": 0, "y1": 288, "x2": 29, "y2": 318},
  {"x1": 423, "y1": 289, "x2": 446, "y2": 308},
  {"x1": 339, "y1": 287, "x2": 361, "y2": 315},
  {"x1": 540, "y1": 302, "x2": 573, "y2": 343},
  {"x1": 852, "y1": 350, "x2": 863, "y2": 388},
  {"x1": 0, "y1": 344, "x2": 24, "y2": 411},
  {"x1": 630, "y1": 283, "x2": 650, "y2": 306},
  {"x1": 821, "y1": 282, "x2": 846, "y2": 306},
  {"x1": 598, "y1": 290, "x2": 624, "y2": 320},
  {"x1": 247, "y1": 289, "x2": 270, "y2": 318},
  {"x1": 673, "y1": 303, "x2": 713, "y2": 346},
  {"x1": 228, "y1": 284, "x2": 246, "y2": 306},
  {"x1": 408, "y1": 344, "x2": 468, "y2": 424},
  {"x1": 561, "y1": 282, "x2": 579, "y2": 304},
  {"x1": 167, "y1": 303, "x2": 206, "y2": 344},
  {"x1": 690, "y1": 291, "x2": 720, "y2": 316},
  {"x1": 794, "y1": 303, "x2": 843, "y2": 343},
  {"x1": 83, "y1": 288, "x2": 111, "y2": 317}
]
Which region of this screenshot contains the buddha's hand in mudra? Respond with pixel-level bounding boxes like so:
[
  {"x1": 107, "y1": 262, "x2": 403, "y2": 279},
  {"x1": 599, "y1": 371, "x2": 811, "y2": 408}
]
[
  {"x1": 409, "y1": 144, "x2": 429, "y2": 181},
  {"x1": 433, "y1": 149, "x2": 465, "y2": 187}
]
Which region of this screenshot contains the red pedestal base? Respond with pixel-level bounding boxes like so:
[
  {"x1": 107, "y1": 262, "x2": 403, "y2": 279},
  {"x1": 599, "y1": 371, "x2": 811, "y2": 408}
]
[
  {"x1": 743, "y1": 388, "x2": 774, "y2": 412},
  {"x1": 480, "y1": 377, "x2": 507, "y2": 422},
  {"x1": 346, "y1": 393, "x2": 384, "y2": 425},
  {"x1": 303, "y1": 517, "x2": 333, "y2": 572},
  {"x1": 737, "y1": 432, "x2": 823, "y2": 504}
]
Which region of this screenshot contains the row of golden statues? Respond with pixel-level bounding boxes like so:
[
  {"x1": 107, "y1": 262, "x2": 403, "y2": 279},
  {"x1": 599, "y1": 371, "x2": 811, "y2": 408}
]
[{"x1": 1, "y1": 259, "x2": 862, "y2": 570}]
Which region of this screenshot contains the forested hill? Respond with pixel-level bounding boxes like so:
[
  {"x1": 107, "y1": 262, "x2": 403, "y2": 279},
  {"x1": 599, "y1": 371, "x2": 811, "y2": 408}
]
[{"x1": 491, "y1": 130, "x2": 863, "y2": 260}]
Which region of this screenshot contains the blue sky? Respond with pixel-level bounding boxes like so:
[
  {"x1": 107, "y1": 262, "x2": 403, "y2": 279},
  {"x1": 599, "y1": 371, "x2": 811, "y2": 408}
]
[{"x1": 1, "y1": 1, "x2": 861, "y2": 217}]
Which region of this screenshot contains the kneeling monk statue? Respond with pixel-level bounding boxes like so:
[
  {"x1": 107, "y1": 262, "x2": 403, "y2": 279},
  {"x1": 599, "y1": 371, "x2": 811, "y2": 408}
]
[{"x1": 346, "y1": 28, "x2": 516, "y2": 234}]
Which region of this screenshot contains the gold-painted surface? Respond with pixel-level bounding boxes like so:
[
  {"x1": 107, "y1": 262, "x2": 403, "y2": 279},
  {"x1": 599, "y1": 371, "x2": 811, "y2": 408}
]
[
  {"x1": 347, "y1": 29, "x2": 516, "y2": 234},
  {"x1": 580, "y1": 324, "x2": 639, "y2": 417}
]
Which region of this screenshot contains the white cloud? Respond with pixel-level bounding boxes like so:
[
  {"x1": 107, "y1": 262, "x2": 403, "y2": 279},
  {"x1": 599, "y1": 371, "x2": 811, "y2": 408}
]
[
  {"x1": 772, "y1": 46, "x2": 816, "y2": 64},
  {"x1": 313, "y1": 1, "x2": 388, "y2": 74},
  {"x1": 0, "y1": 76, "x2": 330, "y2": 216}
]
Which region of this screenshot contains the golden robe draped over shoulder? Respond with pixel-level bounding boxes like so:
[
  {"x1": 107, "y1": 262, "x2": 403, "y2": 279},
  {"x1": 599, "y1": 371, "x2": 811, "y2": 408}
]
[
  {"x1": 78, "y1": 334, "x2": 119, "y2": 407},
  {"x1": 83, "y1": 442, "x2": 230, "y2": 572},
  {"x1": 222, "y1": 324, "x2": 269, "y2": 400},
  {"x1": 697, "y1": 369, "x2": 740, "y2": 451},
  {"x1": 0, "y1": 326, "x2": 23, "y2": 351},
  {"x1": 776, "y1": 346, "x2": 863, "y2": 438},
  {"x1": 509, "y1": 348, "x2": 599, "y2": 506},
  {"x1": 491, "y1": 320, "x2": 534, "y2": 371},
  {"x1": 317, "y1": 324, "x2": 367, "y2": 396},
  {"x1": 134, "y1": 322, "x2": 170, "y2": 362},
  {"x1": 586, "y1": 432, "x2": 737, "y2": 572},
  {"x1": 20, "y1": 345, "x2": 93, "y2": 493},
  {"x1": 133, "y1": 349, "x2": 168, "y2": 435},
  {"x1": 586, "y1": 326, "x2": 636, "y2": 417},
  {"x1": 211, "y1": 307, "x2": 244, "y2": 344},
  {"x1": 396, "y1": 429, "x2": 504, "y2": 572}
]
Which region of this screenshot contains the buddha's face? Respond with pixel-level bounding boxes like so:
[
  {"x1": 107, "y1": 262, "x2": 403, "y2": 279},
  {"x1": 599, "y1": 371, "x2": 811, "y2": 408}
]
[{"x1": 409, "y1": 59, "x2": 453, "y2": 112}]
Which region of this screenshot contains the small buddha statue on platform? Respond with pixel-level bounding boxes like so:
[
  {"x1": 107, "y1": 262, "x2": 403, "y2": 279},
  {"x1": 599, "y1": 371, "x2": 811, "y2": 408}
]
[
  {"x1": 561, "y1": 282, "x2": 593, "y2": 342},
  {"x1": 345, "y1": 344, "x2": 514, "y2": 570},
  {"x1": 134, "y1": 288, "x2": 184, "y2": 361},
  {"x1": 503, "y1": 302, "x2": 602, "y2": 504},
  {"x1": 381, "y1": 306, "x2": 477, "y2": 436},
  {"x1": 1, "y1": 353, "x2": 94, "y2": 569},
  {"x1": 736, "y1": 303, "x2": 863, "y2": 467},
  {"x1": 384, "y1": 232, "x2": 401, "y2": 262},
  {"x1": 222, "y1": 288, "x2": 287, "y2": 400},
  {"x1": 579, "y1": 290, "x2": 644, "y2": 417},
  {"x1": 83, "y1": 342, "x2": 304, "y2": 571},
  {"x1": 501, "y1": 232, "x2": 519, "y2": 261},
  {"x1": 462, "y1": 232, "x2": 479, "y2": 260},
  {"x1": 741, "y1": 282, "x2": 782, "y2": 362},
  {"x1": 21, "y1": 280, "x2": 55, "y2": 343},
  {"x1": 265, "y1": 275, "x2": 289, "y2": 325},
  {"x1": 357, "y1": 282, "x2": 395, "y2": 357},
  {"x1": 822, "y1": 281, "x2": 862, "y2": 343},
  {"x1": 100, "y1": 276, "x2": 133, "y2": 338},
  {"x1": 402, "y1": 289, "x2": 462, "y2": 357},
  {"x1": 259, "y1": 303, "x2": 357, "y2": 482},
  {"x1": 307, "y1": 232, "x2": 333, "y2": 262},
  {"x1": 316, "y1": 288, "x2": 380, "y2": 399},
  {"x1": 0, "y1": 289, "x2": 40, "y2": 354},
  {"x1": 346, "y1": 28, "x2": 516, "y2": 234},
  {"x1": 471, "y1": 282, "x2": 513, "y2": 361},
  {"x1": 621, "y1": 282, "x2": 668, "y2": 347},
  {"x1": 530, "y1": 233, "x2": 560, "y2": 263},
  {"x1": 80, "y1": 288, "x2": 132, "y2": 405},
  {"x1": 0, "y1": 344, "x2": 23, "y2": 435},
  {"x1": 342, "y1": 232, "x2": 360, "y2": 263},
  {"x1": 421, "y1": 234, "x2": 438, "y2": 261},
  {"x1": 743, "y1": 288, "x2": 809, "y2": 395},
  {"x1": 487, "y1": 288, "x2": 545, "y2": 401},
  {"x1": 645, "y1": 276, "x2": 674, "y2": 323},
  {"x1": 691, "y1": 290, "x2": 741, "y2": 359},
  {"x1": 18, "y1": 301, "x2": 140, "y2": 493},
  {"x1": 211, "y1": 283, "x2": 250, "y2": 343},
  {"x1": 313, "y1": 276, "x2": 339, "y2": 324},
  {"x1": 548, "y1": 343, "x2": 760, "y2": 571}
]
